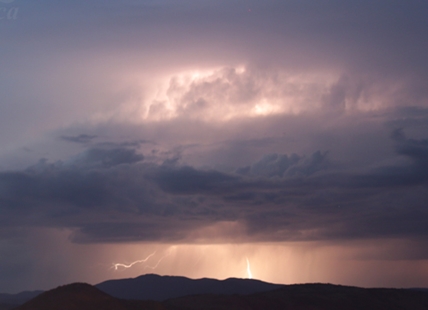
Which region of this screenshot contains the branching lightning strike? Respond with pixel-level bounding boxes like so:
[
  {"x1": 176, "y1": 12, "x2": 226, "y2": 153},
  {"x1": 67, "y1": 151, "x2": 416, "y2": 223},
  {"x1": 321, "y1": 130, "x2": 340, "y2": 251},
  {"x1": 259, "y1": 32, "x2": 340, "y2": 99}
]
[
  {"x1": 144, "y1": 252, "x2": 172, "y2": 270},
  {"x1": 112, "y1": 252, "x2": 156, "y2": 270}
]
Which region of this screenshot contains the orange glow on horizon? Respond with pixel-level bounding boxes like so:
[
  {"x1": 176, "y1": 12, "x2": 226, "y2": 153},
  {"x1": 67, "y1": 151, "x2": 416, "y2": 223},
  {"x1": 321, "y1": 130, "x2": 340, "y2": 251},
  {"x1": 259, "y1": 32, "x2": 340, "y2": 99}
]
[{"x1": 29, "y1": 229, "x2": 428, "y2": 290}]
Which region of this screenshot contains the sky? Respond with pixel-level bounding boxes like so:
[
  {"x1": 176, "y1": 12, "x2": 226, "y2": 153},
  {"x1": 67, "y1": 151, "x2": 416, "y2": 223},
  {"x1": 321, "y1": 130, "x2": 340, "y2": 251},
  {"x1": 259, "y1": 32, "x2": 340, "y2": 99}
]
[{"x1": 0, "y1": 0, "x2": 428, "y2": 293}]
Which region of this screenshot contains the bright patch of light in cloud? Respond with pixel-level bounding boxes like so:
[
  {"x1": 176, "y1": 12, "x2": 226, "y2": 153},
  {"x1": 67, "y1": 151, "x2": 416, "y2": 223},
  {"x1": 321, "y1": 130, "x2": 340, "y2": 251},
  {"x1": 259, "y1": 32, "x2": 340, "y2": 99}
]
[{"x1": 139, "y1": 67, "x2": 340, "y2": 122}]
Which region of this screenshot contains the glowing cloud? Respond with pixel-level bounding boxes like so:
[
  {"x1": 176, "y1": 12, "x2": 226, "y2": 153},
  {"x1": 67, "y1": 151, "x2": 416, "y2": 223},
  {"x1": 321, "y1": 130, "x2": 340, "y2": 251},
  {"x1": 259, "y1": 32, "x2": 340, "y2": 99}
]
[{"x1": 140, "y1": 66, "x2": 342, "y2": 122}]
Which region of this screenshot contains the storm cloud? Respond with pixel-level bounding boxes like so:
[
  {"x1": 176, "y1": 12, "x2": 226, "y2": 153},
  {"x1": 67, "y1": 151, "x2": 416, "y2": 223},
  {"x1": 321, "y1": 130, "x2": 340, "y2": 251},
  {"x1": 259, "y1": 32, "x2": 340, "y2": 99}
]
[
  {"x1": 1, "y1": 130, "x2": 427, "y2": 245},
  {"x1": 1, "y1": 0, "x2": 428, "y2": 293}
]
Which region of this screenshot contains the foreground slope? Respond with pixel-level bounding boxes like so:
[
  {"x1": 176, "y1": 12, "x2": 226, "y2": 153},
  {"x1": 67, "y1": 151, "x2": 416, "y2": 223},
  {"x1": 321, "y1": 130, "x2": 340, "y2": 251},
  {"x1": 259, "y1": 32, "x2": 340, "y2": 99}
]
[
  {"x1": 13, "y1": 283, "x2": 165, "y2": 310},
  {"x1": 0, "y1": 291, "x2": 42, "y2": 310}
]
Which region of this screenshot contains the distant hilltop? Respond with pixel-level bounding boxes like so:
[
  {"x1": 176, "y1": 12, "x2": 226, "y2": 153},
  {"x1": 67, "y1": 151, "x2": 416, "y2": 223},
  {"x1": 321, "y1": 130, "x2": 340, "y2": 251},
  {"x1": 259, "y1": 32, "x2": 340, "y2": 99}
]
[{"x1": 96, "y1": 273, "x2": 283, "y2": 301}]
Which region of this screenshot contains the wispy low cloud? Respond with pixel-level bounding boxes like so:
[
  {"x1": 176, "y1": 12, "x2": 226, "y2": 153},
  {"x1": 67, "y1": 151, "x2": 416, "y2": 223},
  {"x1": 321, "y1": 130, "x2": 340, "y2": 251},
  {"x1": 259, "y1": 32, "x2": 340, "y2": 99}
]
[
  {"x1": 60, "y1": 134, "x2": 97, "y2": 144},
  {"x1": 236, "y1": 151, "x2": 329, "y2": 178},
  {"x1": 71, "y1": 147, "x2": 144, "y2": 168},
  {"x1": 0, "y1": 130, "x2": 427, "y2": 246}
]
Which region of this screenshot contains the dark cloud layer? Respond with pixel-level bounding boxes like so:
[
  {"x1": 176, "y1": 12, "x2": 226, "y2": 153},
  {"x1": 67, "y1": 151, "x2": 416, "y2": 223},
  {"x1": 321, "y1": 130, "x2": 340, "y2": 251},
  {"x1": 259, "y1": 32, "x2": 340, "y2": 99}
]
[{"x1": 1, "y1": 130, "x2": 427, "y2": 245}]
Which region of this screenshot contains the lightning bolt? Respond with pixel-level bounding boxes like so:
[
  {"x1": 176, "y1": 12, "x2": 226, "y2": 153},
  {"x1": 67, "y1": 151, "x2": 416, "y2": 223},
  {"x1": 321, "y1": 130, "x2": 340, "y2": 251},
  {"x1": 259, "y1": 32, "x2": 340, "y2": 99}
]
[
  {"x1": 144, "y1": 251, "x2": 172, "y2": 270},
  {"x1": 246, "y1": 257, "x2": 253, "y2": 279},
  {"x1": 112, "y1": 252, "x2": 156, "y2": 270}
]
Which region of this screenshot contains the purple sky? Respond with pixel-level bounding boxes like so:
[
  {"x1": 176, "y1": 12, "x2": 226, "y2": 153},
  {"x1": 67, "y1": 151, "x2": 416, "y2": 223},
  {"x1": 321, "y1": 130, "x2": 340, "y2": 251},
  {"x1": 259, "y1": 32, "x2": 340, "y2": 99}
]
[{"x1": 0, "y1": 0, "x2": 428, "y2": 293}]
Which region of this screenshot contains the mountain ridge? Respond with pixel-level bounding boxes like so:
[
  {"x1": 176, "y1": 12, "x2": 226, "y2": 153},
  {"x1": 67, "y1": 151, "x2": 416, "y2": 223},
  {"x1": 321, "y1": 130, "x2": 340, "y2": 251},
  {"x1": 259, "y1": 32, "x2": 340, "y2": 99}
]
[
  {"x1": 12, "y1": 280, "x2": 428, "y2": 310},
  {"x1": 95, "y1": 273, "x2": 284, "y2": 301},
  {"x1": 4, "y1": 275, "x2": 428, "y2": 310}
]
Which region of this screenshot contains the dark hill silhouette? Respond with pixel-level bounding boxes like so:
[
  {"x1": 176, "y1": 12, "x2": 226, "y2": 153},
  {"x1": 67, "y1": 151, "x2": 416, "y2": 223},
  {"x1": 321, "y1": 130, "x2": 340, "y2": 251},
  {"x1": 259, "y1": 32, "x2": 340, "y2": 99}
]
[
  {"x1": 166, "y1": 283, "x2": 428, "y2": 310},
  {"x1": 96, "y1": 274, "x2": 283, "y2": 301},
  {"x1": 13, "y1": 283, "x2": 165, "y2": 310},
  {"x1": 13, "y1": 281, "x2": 428, "y2": 310},
  {"x1": 0, "y1": 291, "x2": 42, "y2": 310}
]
